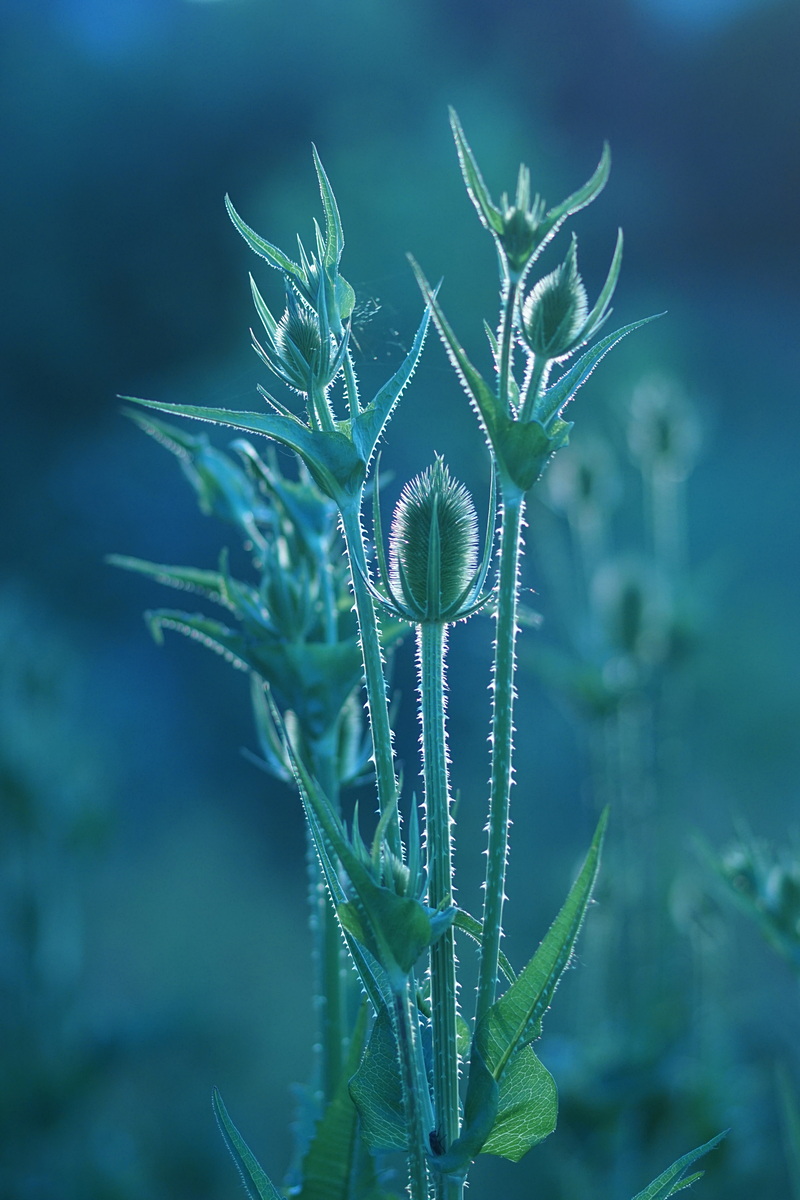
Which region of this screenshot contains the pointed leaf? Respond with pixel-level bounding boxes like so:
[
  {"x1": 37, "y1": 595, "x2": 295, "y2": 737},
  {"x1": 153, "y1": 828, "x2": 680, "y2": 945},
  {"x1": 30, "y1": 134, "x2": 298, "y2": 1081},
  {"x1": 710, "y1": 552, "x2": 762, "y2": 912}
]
[
  {"x1": 630, "y1": 1132, "x2": 727, "y2": 1199},
  {"x1": 120, "y1": 396, "x2": 365, "y2": 503},
  {"x1": 225, "y1": 194, "x2": 306, "y2": 287},
  {"x1": 478, "y1": 809, "x2": 607, "y2": 1081},
  {"x1": 349, "y1": 301, "x2": 433, "y2": 469},
  {"x1": 408, "y1": 259, "x2": 501, "y2": 439},
  {"x1": 536, "y1": 314, "x2": 664, "y2": 427},
  {"x1": 449, "y1": 108, "x2": 504, "y2": 235},
  {"x1": 107, "y1": 556, "x2": 233, "y2": 608},
  {"x1": 541, "y1": 142, "x2": 611, "y2": 238},
  {"x1": 581, "y1": 226, "x2": 624, "y2": 336},
  {"x1": 312, "y1": 144, "x2": 345, "y2": 272},
  {"x1": 212, "y1": 1087, "x2": 283, "y2": 1200}
]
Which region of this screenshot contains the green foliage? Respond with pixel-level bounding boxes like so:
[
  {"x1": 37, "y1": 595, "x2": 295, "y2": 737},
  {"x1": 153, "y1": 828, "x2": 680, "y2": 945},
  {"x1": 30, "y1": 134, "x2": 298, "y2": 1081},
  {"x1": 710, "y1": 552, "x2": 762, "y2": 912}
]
[
  {"x1": 629, "y1": 1132, "x2": 727, "y2": 1199},
  {"x1": 116, "y1": 113, "x2": 723, "y2": 1200}
]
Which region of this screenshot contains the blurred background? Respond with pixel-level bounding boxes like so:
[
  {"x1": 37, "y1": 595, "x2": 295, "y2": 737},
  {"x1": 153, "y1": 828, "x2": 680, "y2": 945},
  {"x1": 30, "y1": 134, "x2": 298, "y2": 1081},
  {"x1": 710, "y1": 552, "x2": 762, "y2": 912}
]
[{"x1": 1, "y1": 0, "x2": 799, "y2": 1196}]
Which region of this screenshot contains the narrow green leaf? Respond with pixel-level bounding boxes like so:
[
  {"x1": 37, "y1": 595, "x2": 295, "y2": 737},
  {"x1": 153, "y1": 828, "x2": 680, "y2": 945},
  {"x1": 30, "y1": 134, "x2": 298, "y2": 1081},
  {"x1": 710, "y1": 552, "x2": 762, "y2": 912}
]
[
  {"x1": 448, "y1": 108, "x2": 505, "y2": 235},
  {"x1": 107, "y1": 556, "x2": 232, "y2": 608},
  {"x1": 212, "y1": 1087, "x2": 283, "y2": 1200},
  {"x1": 438, "y1": 811, "x2": 606, "y2": 1173},
  {"x1": 452, "y1": 909, "x2": 517, "y2": 984},
  {"x1": 479, "y1": 808, "x2": 607, "y2": 1081},
  {"x1": 120, "y1": 396, "x2": 365, "y2": 503},
  {"x1": 249, "y1": 273, "x2": 280, "y2": 341},
  {"x1": 348, "y1": 300, "x2": 432, "y2": 470},
  {"x1": 542, "y1": 142, "x2": 611, "y2": 236},
  {"x1": 312, "y1": 145, "x2": 345, "y2": 271},
  {"x1": 581, "y1": 226, "x2": 624, "y2": 336},
  {"x1": 630, "y1": 1131, "x2": 727, "y2": 1200},
  {"x1": 225, "y1": 194, "x2": 305, "y2": 286},
  {"x1": 408, "y1": 259, "x2": 501, "y2": 438},
  {"x1": 536, "y1": 314, "x2": 663, "y2": 428}
]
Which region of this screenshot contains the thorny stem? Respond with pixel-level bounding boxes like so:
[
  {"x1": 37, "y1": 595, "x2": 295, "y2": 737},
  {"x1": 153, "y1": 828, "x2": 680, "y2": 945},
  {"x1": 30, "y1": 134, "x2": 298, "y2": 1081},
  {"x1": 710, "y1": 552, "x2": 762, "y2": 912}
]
[
  {"x1": 497, "y1": 277, "x2": 520, "y2": 416},
  {"x1": 394, "y1": 984, "x2": 433, "y2": 1200},
  {"x1": 518, "y1": 353, "x2": 549, "y2": 423},
  {"x1": 343, "y1": 351, "x2": 361, "y2": 419},
  {"x1": 308, "y1": 733, "x2": 346, "y2": 1102},
  {"x1": 476, "y1": 490, "x2": 525, "y2": 1027},
  {"x1": 418, "y1": 622, "x2": 461, "y2": 1196},
  {"x1": 338, "y1": 499, "x2": 401, "y2": 857}
]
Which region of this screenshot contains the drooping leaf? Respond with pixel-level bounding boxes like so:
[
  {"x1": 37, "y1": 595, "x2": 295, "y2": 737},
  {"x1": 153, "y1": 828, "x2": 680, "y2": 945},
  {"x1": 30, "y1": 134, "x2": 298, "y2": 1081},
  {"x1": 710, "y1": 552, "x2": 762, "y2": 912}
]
[
  {"x1": 107, "y1": 556, "x2": 234, "y2": 609},
  {"x1": 212, "y1": 1087, "x2": 284, "y2": 1200},
  {"x1": 120, "y1": 397, "x2": 365, "y2": 504},
  {"x1": 124, "y1": 408, "x2": 269, "y2": 539},
  {"x1": 629, "y1": 1131, "x2": 727, "y2": 1199}
]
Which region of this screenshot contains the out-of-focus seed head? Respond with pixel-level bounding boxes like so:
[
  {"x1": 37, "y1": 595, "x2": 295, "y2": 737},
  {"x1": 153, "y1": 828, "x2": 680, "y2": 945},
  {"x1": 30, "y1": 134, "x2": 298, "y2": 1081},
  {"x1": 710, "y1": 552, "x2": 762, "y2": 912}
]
[{"x1": 628, "y1": 374, "x2": 701, "y2": 481}]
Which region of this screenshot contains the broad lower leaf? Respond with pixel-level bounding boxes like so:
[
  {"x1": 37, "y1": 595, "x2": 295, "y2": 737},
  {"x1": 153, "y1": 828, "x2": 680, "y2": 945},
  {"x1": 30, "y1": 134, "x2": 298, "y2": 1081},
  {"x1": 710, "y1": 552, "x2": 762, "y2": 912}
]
[
  {"x1": 479, "y1": 1044, "x2": 557, "y2": 1161},
  {"x1": 212, "y1": 1087, "x2": 283, "y2": 1200},
  {"x1": 348, "y1": 1008, "x2": 407, "y2": 1153},
  {"x1": 630, "y1": 1131, "x2": 727, "y2": 1200}
]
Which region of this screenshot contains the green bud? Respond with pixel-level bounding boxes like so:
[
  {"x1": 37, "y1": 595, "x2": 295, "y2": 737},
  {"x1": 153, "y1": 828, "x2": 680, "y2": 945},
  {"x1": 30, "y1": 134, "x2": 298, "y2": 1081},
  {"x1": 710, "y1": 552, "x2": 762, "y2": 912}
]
[
  {"x1": 389, "y1": 459, "x2": 479, "y2": 624},
  {"x1": 521, "y1": 236, "x2": 588, "y2": 362}
]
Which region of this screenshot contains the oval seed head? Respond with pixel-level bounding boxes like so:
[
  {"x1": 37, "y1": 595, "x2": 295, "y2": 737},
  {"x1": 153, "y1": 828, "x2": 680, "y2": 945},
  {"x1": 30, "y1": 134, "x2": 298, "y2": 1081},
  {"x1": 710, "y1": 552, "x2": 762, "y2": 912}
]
[
  {"x1": 389, "y1": 459, "x2": 478, "y2": 623},
  {"x1": 274, "y1": 300, "x2": 325, "y2": 393},
  {"x1": 521, "y1": 235, "x2": 588, "y2": 362}
]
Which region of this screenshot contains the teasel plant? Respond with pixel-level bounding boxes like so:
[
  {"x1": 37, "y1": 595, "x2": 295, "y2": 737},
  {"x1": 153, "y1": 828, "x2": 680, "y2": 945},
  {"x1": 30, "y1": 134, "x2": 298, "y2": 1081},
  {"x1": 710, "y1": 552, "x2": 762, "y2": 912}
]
[{"x1": 113, "y1": 113, "x2": 725, "y2": 1199}]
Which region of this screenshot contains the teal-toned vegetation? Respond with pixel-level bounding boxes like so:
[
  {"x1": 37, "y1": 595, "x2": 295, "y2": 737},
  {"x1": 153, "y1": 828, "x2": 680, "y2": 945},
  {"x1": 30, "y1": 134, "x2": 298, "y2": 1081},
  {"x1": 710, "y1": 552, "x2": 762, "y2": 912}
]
[{"x1": 112, "y1": 113, "x2": 726, "y2": 1198}]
